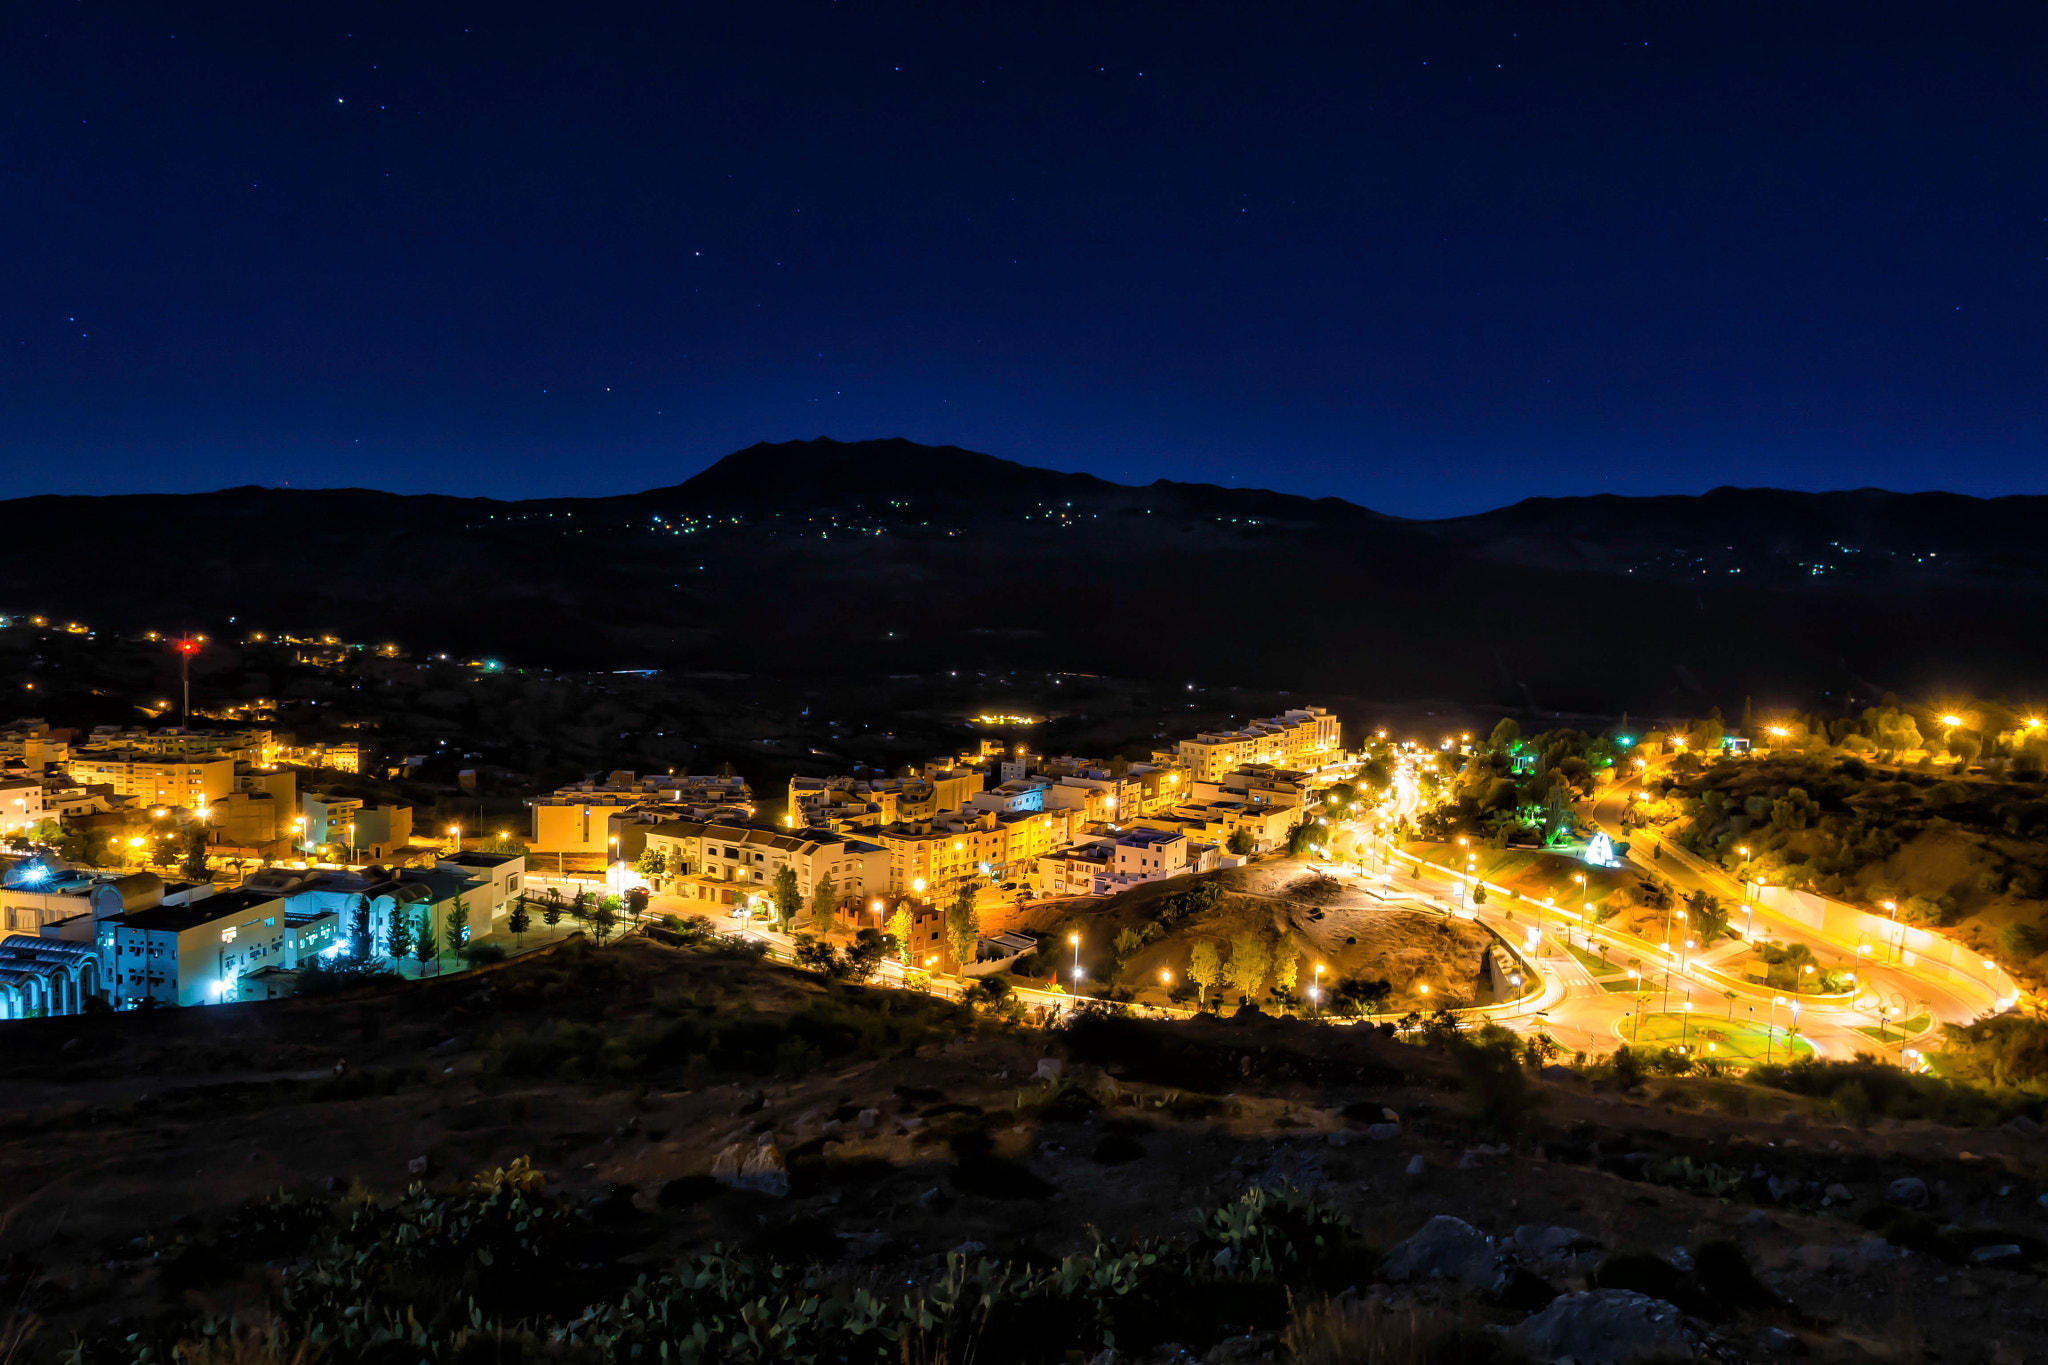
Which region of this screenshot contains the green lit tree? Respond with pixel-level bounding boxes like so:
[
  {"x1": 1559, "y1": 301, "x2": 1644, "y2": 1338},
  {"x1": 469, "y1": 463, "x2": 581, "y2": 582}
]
[
  {"x1": 770, "y1": 865, "x2": 802, "y2": 929},
  {"x1": 635, "y1": 846, "x2": 669, "y2": 882},
  {"x1": 444, "y1": 896, "x2": 470, "y2": 962},
  {"x1": 414, "y1": 912, "x2": 438, "y2": 977},
  {"x1": 507, "y1": 894, "x2": 531, "y2": 949},
  {"x1": 1226, "y1": 827, "x2": 1256, "y2": 856},
  {"x1": 886, "y1": 903, "x2": 913, "y2": 962},
  {"x1": 387, "y1": 908, "x2": 414, "y2": 965}
]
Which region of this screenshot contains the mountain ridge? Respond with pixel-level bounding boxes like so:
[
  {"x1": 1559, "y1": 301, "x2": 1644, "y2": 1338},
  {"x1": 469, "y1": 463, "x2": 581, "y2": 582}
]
[{"x1": 1, "y1": 437, "x2": 2042, "y2": 712}]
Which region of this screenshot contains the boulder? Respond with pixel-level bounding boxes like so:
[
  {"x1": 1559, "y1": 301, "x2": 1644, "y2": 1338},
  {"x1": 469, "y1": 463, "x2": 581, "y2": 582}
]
[
  {"x1": 1035, "y1": 1057, "x2": 1065, "y2": 1080},
  {"x1": 858, "y1": 1108, "x2": 881, "y2": 1130},
  {"x1": 2003, "y1": 1114, "x2": 2041, "y2": 1138},
  {"x1": 1970, "y1": 1244, "x2": 2024, "y2": 1266},
  {"x1": 1509, "y1": 1289, "x2": 1696, "y2": 1364},
  {"x1": 1405, "y1": 1155, "x2": 1427, "y2": 1176},
  {"x1": 710, "y1": 1143, "x2": 744, "y2": 1183},
  {"x1": 1382, "y1": 1215, "x2": 1502, "y2": 1292},
  {"x1": 1509, "y1": 1225, "x2": 1602, "y2": 1268},
  {"x1": 737, "y1": 1143, "x2": 790, "y2": 1197},
  {"x1": 1365, "y1": 1123, "x2": 1401, "y2": 1142},
  {"x1": 405, "y1": 1155, "x2": 430, "y2": 1177},
  {"x1": 1381, "y1": 1107, "x2": 1401, "y2": 1123},
  {"x1": 1886, "y1": 1176, "x2": 1929, "y2": 1209},
  {"x1": 1823, "y1": 1183, "x2": 1853, "y2": 1204},
  {"x1": 1741, "y1": 1208, "x2": 1775, "y2": 1229}
]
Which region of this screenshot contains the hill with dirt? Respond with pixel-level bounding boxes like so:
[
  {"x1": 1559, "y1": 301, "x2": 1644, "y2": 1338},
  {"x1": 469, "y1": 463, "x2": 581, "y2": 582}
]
[{"x1": 3, "y1": 932, "x2": 2045, "y2": 1364}]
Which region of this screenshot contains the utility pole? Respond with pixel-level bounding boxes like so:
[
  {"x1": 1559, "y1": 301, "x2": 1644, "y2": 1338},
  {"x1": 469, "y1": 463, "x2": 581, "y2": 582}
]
[{"x1": 176, "y1": 638, "x2": 200, "y2": 726}]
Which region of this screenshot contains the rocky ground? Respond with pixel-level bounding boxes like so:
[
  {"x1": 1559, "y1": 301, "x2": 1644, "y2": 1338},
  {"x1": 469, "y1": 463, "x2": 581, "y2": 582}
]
[{"x1": 0, "y1": 934, "x2": 2043, "y2": 1363}]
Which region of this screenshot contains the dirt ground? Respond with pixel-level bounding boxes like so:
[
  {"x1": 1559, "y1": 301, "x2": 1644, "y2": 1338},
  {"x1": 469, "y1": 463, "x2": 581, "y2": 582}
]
[
  {"x1": 0, "y1": 936, "x2": 2045, "y2": 1364},
  {"x1": 1041, "y1": 864, "x2": 1495, "y2": 1007}
]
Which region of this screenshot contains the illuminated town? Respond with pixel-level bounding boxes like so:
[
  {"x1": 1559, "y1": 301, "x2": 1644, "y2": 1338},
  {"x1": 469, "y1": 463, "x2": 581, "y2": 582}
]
[{"x1": 7, "y1": 4, "x2": 2048, "y2": 1363}]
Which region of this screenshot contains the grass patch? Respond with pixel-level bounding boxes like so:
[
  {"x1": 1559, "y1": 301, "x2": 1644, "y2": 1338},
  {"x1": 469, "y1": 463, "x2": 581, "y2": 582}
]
[
  {"x1": 1601, "y1": 979, "x2": 1649, "y2": 994},
  {"x1": 1563, "y1": 941, "x2": 1619, "y2": 975},
  {"x1": 1854, "y1": 1013, "x2": 1931, "y2": 1041},
  {"x1": 1630, "y1": 1012, "x2": 1812, "y2": 1065}
]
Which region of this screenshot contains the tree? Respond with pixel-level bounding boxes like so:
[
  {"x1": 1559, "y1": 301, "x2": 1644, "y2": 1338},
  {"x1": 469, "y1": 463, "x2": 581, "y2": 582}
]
[
  {"x1": 1271, "y1": 937, "x2": 1300, "y2": 997},
  {"x1": 388, "y1": 908, "x2": 414, "y2": 964},
  {"x1": 181, "y1": 827, "x2": 210, "y2": 882},
  {"x1": 1226, "y1": 827, "x2": 1257, "y2": 856},
  {"x1": 769, "y1": 865, "x2": 802, "y2": 929},
  {"x1": 944, "y1": 884, "x2": 980, "y2": 968},
  {"x1": 1188, "y1": 941, "x2": 1222, "y2": 1003},
  {"x1": 1225, "y1": 932, "x2": 1270, "y2": 999},
  {"x1": 414, "y1": 914, "x2": 438, "y2": 977},
  {"x1": 1997, "y1": 921, "x2": 2045, "y2": 961},
  {"x1": 635, "y1": 846, "x2": 669, "y2": 881},
  {"x1": 542, "y1": 887, "x2": 564, "y2": 930},
  {"x1": 349, "y1": 895, "x2": 373, "y2": 960},
  {"x1": 810, "y1": 872, "x2": 838, "y2": 931},
  {"x1": 445, "y1": 896, "x2": 471, "y2": 962},
  {"x1": 1336, "y1": 975, "x2": 1392, "y2": 1016},
  {"x1": 570, "y1": 888, "x2": 591, "y2": 925},
  {"x1": 507, "y1": 894, "x2": 532, "y2": 949},
  {"x1": 1471, "y1": 884, "x2": 1488, "y2": 906},
  {"x1": 1683, "y1": 890, "x2": 1730, "y2": 943},
  {"x1": 1489, "y1": 718, "x2": 1521, "y2": 750},
  {"x1": 887, "y1": 903, "x2": 913, "y2": 961},
  {"x1": 589, "y1": 895, "x2": 620, "y2": 946},
  {"x1": 845, "y1": 928, "x2": 889, "y2": 983}
]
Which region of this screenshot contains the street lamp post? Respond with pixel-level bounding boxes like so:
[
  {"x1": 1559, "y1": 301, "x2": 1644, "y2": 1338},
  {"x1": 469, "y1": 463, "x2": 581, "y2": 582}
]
[
  {"x1": 1069, "y1": 932, "x2": 1081, "y2": 991},
  {"x1": 1884, "y1": 900, "x2": 1901, "y2": 964},
  {"x1": 1312, "y1": 962, "x2": 1324, "y2": 1016},
  {"x1": 1768, "y1": 995, "x2": 1785, "y2": 1062}
]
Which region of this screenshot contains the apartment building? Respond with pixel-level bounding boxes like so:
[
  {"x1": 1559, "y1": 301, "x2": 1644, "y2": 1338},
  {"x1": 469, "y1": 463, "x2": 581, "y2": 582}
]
[
  {"x1": 527, "y1": 774, "x2": 755, "y2": 863},
  {"x1": 302, "y1": 793, "x2": 413, "y2": 860},
  {"x1": 1192, "y1": 765, "x2": 1308, "y2": 810},
  {"x1": 62, "y1": 748, "x2": 236, "y2": 809},
  {"x1": 85, "y1": 725, "x2": 277, "y2": 767},
  {"x1": 1178, "y1": 707, "x2": 1341, "y2": 780},
  {"x1": 0, "y1": 777, "x2": 47, "y2": 835},
  {"x1": 107, "y1": 886, "x2": 340, "y2": 1008},
  {"x1": 642, "y1": 819, "x2": 887, "y2": 913}
]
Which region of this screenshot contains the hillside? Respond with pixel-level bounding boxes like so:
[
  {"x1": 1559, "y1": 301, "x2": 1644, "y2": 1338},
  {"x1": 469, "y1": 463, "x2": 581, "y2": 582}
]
[
  {"x1": 5, "y1": 932, "x2": 2047, "y2": 1365},
  {"x1": 4, "y1": 439, "x2": 2047, "y2": 712}
]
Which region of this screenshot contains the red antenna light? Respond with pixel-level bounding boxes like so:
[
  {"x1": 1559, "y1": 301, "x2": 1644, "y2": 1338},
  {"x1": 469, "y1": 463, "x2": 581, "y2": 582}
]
[{"x1": 176, "y1": 638, "x2": 200, "y2": 656}]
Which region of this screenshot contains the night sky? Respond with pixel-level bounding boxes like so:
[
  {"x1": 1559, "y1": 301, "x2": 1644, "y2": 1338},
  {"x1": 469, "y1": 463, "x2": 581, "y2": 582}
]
[{"x1": 6, "y1": 2, "x2": 2046, "y2": 517}]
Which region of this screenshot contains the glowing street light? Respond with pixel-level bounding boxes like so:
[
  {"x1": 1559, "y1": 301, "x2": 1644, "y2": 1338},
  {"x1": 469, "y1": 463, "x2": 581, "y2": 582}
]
[{"x1": 1069, "y1": 932, "x2": 1082, "y2": 988}]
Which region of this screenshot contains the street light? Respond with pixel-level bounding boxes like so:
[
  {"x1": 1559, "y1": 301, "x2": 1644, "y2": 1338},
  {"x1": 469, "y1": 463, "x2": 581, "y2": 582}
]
[
  {"x1": 1884, "y1": 899, "x2": 1901, "y2": 964},
  {"x1": 1768, "y1": 995, "x2": 1786, "y2": 1062},
  {"x1": 1069, "y1": 932, "x2": 1081, "y2": 989},
  {"x1": 1313, "y1": 961, "x2": 1325, "y2": 1015}
]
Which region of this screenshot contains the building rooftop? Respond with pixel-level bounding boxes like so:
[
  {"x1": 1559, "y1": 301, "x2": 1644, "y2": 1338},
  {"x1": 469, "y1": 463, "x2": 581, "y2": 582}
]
[{"x1": 121, "y1": 888, "x2": 285, "y2": 934}]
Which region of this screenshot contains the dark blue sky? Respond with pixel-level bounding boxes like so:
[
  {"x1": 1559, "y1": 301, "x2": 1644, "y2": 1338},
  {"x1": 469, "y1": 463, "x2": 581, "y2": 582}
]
[{"x1": 5, "y1": 2, "x2": 2046, "y2": 517}]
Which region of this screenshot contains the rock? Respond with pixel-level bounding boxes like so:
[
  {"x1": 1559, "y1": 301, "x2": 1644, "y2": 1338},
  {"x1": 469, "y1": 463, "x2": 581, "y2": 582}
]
[
  {"x1": 1382, "y1": 1214, "x2": 1502, "y2": 1292},
  {"x1": 1757, "y1": 1326, "x2": 1802, "y2": 1354},
  {"x1": 1405, "y1": 1155, "x2": 1427, "y2": 1176},
  {"x1": 710, "y1": 1143, "x2": 745, "y2": 1183},
  {"x1": 1202, "y1": 1332, "x2": 1275, "y2": 1365},
  {"x1": 953, "y1": 1240, "x2": 987, "y2": 1255},
  {"x1": 821, "y1": 1118, "x2": 845, "y2": 1137},
  {"x1": 1365, "y1": 1123, "x2": 1401, "y2": 1142},
  {"x1": 755, "y1": 1130, "x2": 778, "y2": 1147},
  {"x1": 1509, "y1": 1289, "x2": 1696, "y2": 1365},
  {"x1": 1741, "y1": 1209, "x2": 1774, "y2": 1229},
  {"x1": 1381, "y1": 1107, "x2": 1401, "y2": 1123},
  {"x1": 917, "y1": 1187, "x2": 949, "y2": 1212},
  {"x1": 1667, "y1": 1246, "x2": 1694, "y2": 1273},
  {"x1": 2003, "y1": 1115, "x2": 2042, "y2": 1138},
  {"x1": 737, "y1": 1144, "x2": 789, "y2": 1197},
  {"x1": 1510, "y1": 1226, "x2": 1601, "y2": 1268},
  {"x1": 1856, "y1": 1237, "x2": 1902, "y2": 1262},
  {"x1": 1035, "y1": 1057, "x2": 1065, "y2": 1080},
  {"x1": 405, "y1": 1155, "x2": 430, "y2": 1177},
  {"x1": 821, "y1": 1141, "x2": 843, "y2": 1157},
  {"x1": 857, "y1": 1108, "x2": 881, "y2": 1130},
  {"x1": 899, "y1": 1116, "x2": 925, "y2": 1133},
  {"x1": 1887, "y1": 1176, "x2": 1929, "y2": 1209},
  {"x1": 1970, "y1": 1244, "x2": 2025, "y2": 1266},
  {"x1": 1823, "y1": 1183, "x2": 1852, "y2": 1203},
  {"x1": 1086, "y1": 1349, "x2": 1118, "y2": 1365}
]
